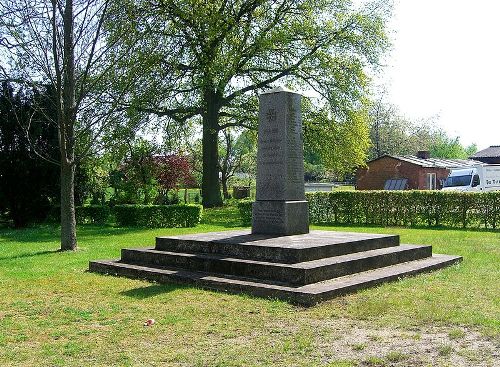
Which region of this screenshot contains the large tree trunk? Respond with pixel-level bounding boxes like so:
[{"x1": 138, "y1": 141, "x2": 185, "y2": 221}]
[
  {"x1": 60, "y1": 160, "x2": 77, "y2": 250},
  {"x1": 201, "y1": 90, "x2": 223, "y2": 207},
  {"x1": 59, "y1": 0, "x2": 77, "y2": 251},
  {"x1": 221, "y1": 174, "x2": 230, "y2": 200}
]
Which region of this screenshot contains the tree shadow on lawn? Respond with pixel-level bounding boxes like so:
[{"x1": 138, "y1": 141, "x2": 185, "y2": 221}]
[
  {"x1": 0, "y1": 224, "x2": 162, "y2": 244},
  {"x1": 120, "y1": 283, "x2": 188, "y2": 299},
  {"x1": 0, "y1": 249, "x2": 59, "y2": 261}
]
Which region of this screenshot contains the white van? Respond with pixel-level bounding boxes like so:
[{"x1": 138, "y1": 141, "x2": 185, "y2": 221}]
[{"x1": 442, "y1": 165, "x2": 500, "y2": 192}]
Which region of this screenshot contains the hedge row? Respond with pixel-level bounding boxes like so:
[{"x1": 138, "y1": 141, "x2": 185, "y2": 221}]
[
  {"x1": 76, "y1": 205, "x2": 111, "y2": 224},
  {"x1": 49, "y1": 205, "x2": 111, "y2": 224},
  {"x1": 307, "y1": 191, "x2": 500, "y2": 229},
  {"x1": 113, "y1": 204, "x2": 202, "y2": 228},
  {"x1": 50, "y1": 204, "x2": 203, "y2": 228},
  {"x1": 238, "y1": 192, "x2": 500, "y2": 229},
  {"x1": 237, "y1": 200, "x2": 253, "y2": 225}
]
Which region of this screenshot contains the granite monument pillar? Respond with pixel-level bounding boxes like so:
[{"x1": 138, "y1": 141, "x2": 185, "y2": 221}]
[{"x1": 252, "y1": 87, "x2": 309, "y2": 235}]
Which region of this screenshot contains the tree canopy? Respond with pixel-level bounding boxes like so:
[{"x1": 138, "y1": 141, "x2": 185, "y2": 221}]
[
  {"x1": 0, "y1": 82, "x2": 59, "y2": 227},
  {"x1": 108, "y1": 0, "x2": 391, "y2": 206},
  {"x1": 368, "y1": 99, "x2": 477, "y2": 160},
  {"x1": 0, "y1": 0, "x2": 138, "y2": 249}
]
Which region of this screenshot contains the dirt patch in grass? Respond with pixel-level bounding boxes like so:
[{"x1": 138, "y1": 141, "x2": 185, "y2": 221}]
[{"x1": 308, "y1": 318, "x2": 499, "y2": 366}]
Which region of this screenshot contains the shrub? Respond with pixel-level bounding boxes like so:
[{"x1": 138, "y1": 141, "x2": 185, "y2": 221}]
[
  {"x1": 113, "y1": 204, "x2": 202, "y2": 228},
  {"x1": 237, "y1": 200, "x2": 253, "y2": 225},
  {"x1": 306, "y1": 191, "x2": 500, "y2": 229},
  {"x1": 49, "y1": 205, "x2": 111, "y2": 225},
  {"x1": 76, "y1": 205, "x2": 111, "y2": 224},
  {"x1": 0, "y1": 83, "x2": 59, "y2": 227},
  {"x1": 237, "y1": 192, "x2": 500, "y2": 229}
]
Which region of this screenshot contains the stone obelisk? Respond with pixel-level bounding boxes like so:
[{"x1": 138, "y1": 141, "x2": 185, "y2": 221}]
[{"x1": 251, "y1": 86, "x2": 309, "y2": 235}]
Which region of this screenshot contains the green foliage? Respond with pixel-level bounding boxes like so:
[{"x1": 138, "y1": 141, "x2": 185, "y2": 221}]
[
  {"x1": 108, "y1": 138, "x2": 196, "y2": 206},
  {"x1": 0, "y1": 82, "x2": 59, "y2": 227},
  {"x1": 368, "y1": 100, "x2": 477, "y2": 160},
  {"x1": 108, "y1": 0, "x2": 391, "y2": 119},
  {"x1": 75, "y1": 158, "x2": 111, "y2": 206},
  {"x1": 429, "y1": 136, "x2": 477, "y2": 159},
  {"x1": 237, "y1": 200, "x2": 253, "y2": 226},
  {"x1": 307, "y1": 191, "x2": 500, "y2": 229},
  {"x1": 111, "y1": 138, "x2": 159, "y2": 205},
  {"x1": 50, "y1": 206, "x2": 111, "y2": 225},
  {"x1": 107, "y1": 0, "x2": 392, "y2": 206},
  {"x1": 218, "y1": 128, "x2": 258, "y2": 199},
  {"x1": 304, "y1": 103, "x2": 371, "y2": 177},
  {"x1": 237, "y1": 191, "x2": 500, "y2": 229},
  {"x1": 76, "y1": 206, "x2": 111, "y2": 224},
  {"x1": 113, "y1": 204, "x2": 203, "y2": 228}
]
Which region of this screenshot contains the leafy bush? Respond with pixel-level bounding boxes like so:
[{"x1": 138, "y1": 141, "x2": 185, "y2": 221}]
[
  {"x1": 0, "y1": 82, "x2": 59, "y2": 227},
  {"x1": 307, "y1": 191, "x2": 500, "y2": 229},
  {"x1": 113, "y1": 204, "x2": 202, "y2": 228},
  {"x1": 237, "y1": 192, "x2": 500, "y2": 229},
  {"x1": 237, "y1": 200, "x2": 253, "y2": 225},
  {"x1": 50, "y1": 205, "x2": 111, "y2": 224},
  {"x1": 76, "y1": 206, "x2": 111, "y2": 224}
]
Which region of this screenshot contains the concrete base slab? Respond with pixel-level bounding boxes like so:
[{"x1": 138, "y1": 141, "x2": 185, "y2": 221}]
[
  {"x1": 89, "y1": 230, "x2": 463, "y2": 305},
  {"x1": 120, "y1": 244, "x2": 432, "y2": 286},
  {"x1": 155, "y1": 229, "x2": 400, "y2": 263},
  {"x1": 89, "y1": 254, "x2": 462, "y2": 306}
]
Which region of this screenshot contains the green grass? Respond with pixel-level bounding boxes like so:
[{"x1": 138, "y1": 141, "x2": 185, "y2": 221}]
[
  {"x1": 0, "y1": 206, "x2": 498, "y2": 366},
  {"x1": 351, "y1": 343, "x2": 366, "y2": 351},
  {"x1": 448, "y1": 328, "x2": 466, "y2": 340},
  {"x1": 332, "y1": 185, "x2": 355, "y2": 191},
  {"x1": 309, "y1": 223, "x2": 500, "y2": 332},
  {"x1": 438, "y1": 343, "x2": 453, "y2": 356},
  {"x1": 385, "y1": 351, "x2": 409, "y2": 362}
]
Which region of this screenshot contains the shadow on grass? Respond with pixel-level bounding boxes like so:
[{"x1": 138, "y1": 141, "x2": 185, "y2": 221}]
[
  {"x1": 0, "y1": 205, "x2": 246, "y2": 245},
  {"x1": 0, "y1": 224, "x2": 157, "y2": 244},
  {"x1": 121, "y1": 283, "x2": 187, "y2": 299},
  {"x1": 0, "y1": 249, "x2": 59, "y2": 261}
]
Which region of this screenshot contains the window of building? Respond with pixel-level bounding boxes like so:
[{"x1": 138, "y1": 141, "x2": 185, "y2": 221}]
[{"x1": 427, "y1": 173, "x2": 437, "y2": 190}]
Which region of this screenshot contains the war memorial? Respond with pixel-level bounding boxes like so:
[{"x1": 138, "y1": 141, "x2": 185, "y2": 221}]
[{"x1": 90, "y1": 87, "x2": 462, "y2": 305}]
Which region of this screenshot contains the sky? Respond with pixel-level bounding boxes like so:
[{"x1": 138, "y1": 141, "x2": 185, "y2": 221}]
[{"x1": 376, "y1": 0, "x2": 500, "y2": 150}]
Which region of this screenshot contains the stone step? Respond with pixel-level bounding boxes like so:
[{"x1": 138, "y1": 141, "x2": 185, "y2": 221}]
[
  {"x1": 155, "y1": 229, "x2": 400, "y2": 263},
  {"x1": 89, "y1": 254, "x2": 462, "y2": 306},
  {"x1": 121, "y1": 244, "x2": 432, "y2": 286}
]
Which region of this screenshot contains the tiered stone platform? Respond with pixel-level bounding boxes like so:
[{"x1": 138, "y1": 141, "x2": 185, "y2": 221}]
[{"x1": 89, "y1": 230, "x2": 461, "y2": 306}]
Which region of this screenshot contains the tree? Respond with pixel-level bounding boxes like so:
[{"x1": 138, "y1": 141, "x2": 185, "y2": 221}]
[
  {"x1": 0, "y1": 82, "x2": 59, "y2": 227},
  {"x1": 429, "y1": 135, "x2": 477, "y2": 159},
  {"x1": 0, "y1": 0, "x2": 133, "y2": 250},
  {"x1": 218, "y1": 128, "x2": 244, "y2": 199},
  {"x1": 107, "y1": 0, "x2": 391, "y2": 207},
  {"x1": 114, "y1": 138, "x2": 159, "y2": 204},
  {"x1": 304, "y1": 102, "x2": 371, "y2": 178},
  {"x1": 155, "y1": 154, "x2": 196, "y2": 203},
  {"x1": 235, "y1": 129, "x2": 258, "y2": 188},
  {"x1": 368, "y1": 99, "x2": 477, "y2": 160},
  {"x1": 74, "y1": 155, "x2": 112, "y2": 206}
]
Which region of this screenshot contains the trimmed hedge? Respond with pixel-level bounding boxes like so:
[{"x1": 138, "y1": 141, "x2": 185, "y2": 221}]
[
  {"x1": 307, "y1": 191, "x2": 500, "y2": 229},
  {"x1": 113, "y1": 204, "x2": 203, "y2": 228},
  {"x1": 237, "y1": 200, "x2": 253, "y2": 225},
  {"x1": 237, "y1": 192, "x2": 500, "y2": 229},
  {"x1": 77, "y1": 205, "x2": 111, "y2": 224},
  {"x1": 50, "y1": 205, "x2": 111, "y2": 224}
]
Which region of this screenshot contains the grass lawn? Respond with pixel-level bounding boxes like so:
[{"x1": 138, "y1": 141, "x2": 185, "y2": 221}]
[{"x1": 0, "y1": 207, "x2": 498, "y2": 366}]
